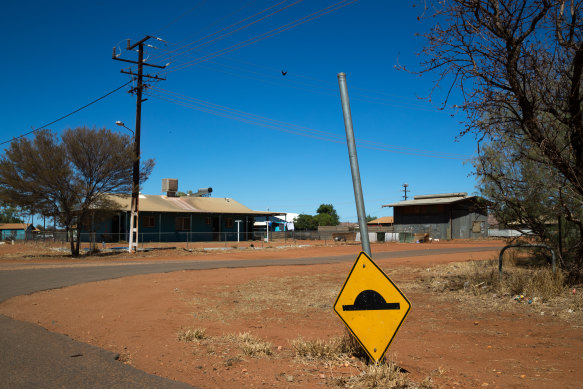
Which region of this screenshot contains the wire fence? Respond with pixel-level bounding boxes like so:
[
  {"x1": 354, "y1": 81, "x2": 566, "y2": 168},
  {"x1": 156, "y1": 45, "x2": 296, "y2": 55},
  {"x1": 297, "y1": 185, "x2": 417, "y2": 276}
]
[
  {"x1": 7, "y1": 229, "x2": 358, "y2": 253},
  {"x1": 20, "y1": 230, "x2": 351, "y2": 245}
]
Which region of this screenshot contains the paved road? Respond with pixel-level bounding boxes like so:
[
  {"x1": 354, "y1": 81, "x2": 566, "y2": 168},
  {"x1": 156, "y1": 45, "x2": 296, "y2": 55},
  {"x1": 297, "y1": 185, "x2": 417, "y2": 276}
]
[{"x1": 0, "y1": 245, "x2": 500, "y2": 388}]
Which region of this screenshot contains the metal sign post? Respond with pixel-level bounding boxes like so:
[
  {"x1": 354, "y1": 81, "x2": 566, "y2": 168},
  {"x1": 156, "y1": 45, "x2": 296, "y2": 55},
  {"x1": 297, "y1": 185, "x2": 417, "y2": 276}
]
[{"x1": 337, "y1": 72, "x2": 370, "y2": 256}]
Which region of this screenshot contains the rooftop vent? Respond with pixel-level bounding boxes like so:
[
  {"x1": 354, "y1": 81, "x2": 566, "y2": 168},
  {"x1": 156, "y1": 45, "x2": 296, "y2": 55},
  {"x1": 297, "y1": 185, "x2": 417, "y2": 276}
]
[{"x1": 162, "y1": 178, "x2": 178, "y2": 197}]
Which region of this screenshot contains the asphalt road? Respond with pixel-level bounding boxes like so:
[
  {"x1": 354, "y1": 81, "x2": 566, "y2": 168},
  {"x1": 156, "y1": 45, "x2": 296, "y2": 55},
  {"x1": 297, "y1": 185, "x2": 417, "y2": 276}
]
[{"x1": 0, "y1": 245, "x2": 500, "y2": 388}]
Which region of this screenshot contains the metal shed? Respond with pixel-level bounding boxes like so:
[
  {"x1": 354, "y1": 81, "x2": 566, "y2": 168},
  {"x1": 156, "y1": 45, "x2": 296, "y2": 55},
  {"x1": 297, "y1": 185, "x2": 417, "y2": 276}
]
[{"x1": 383, "y1": 192, "x2": 489, "y2": 240}]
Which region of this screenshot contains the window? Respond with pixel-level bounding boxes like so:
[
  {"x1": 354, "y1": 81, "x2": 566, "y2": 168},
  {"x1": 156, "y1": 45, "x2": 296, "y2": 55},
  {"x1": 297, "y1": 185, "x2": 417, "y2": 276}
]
[
  {"x1": 225, "y1": 218, "x2": 233, "y2": 228},
  {"x1": 472, "y1": 221, "x2": 482, "y2": 233},
  {"x1": 206, "y1": 216, "x2": 212, "y2": 225},
  {"x1": 143, "y1": 215, "x2": 155, "y2": 228},
  {"x1": 176, "y1": 217, "x2": 190, "y2": 231}
]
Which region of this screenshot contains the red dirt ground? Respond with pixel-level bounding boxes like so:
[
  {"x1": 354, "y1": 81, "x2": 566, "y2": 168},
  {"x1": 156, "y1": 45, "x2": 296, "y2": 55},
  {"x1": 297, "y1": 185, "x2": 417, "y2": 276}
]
[{"x1": 1, "y1": 240, "x2": 581, "y2": 388}]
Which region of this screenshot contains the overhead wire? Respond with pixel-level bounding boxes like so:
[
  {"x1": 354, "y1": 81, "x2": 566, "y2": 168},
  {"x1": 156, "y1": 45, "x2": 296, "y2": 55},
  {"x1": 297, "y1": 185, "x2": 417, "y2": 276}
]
[
  {"x1": 1, "y1": 80, "x2": 133, "y2": 146},
  {"x1": 152, "y1": 0, "x2": 305, "y2": 66},
  {"x1": 194, "y1": 60, "x2": 441, "y2": 112},
  {"x1": 162, "y1": 0, "x2": 360, "y2": 75},
  {"x1": 122, "y1": 0, "x2": 293, "y2": 76},
  {"x1": 210, "y1": 55, "x2": 425, "y2": 103},
  {"x1": 145, "y1": 86, "x2": 471, "y2": 160}
]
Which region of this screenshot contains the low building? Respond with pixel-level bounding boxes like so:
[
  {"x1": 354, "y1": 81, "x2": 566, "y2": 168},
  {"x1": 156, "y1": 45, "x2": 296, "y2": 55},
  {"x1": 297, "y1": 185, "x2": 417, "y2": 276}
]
[
  {"x1": 84, "y1": 191, "x2": 280, "y2": 243},
  {"x1": 367, "y1": 216, "x2": 394, "y2": 227},
  {"x1": 383, "y1": 192, "x2": 489, "y2": 240},
  {"x1": 0, "y1": 223, "x2": 37, "y2": 241}
]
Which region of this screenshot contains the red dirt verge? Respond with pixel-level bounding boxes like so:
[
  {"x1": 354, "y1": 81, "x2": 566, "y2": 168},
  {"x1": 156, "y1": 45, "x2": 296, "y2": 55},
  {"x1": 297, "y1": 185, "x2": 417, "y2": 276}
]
[{"x1": 1, "y1": 241, "x2": 581, "y2": 388}]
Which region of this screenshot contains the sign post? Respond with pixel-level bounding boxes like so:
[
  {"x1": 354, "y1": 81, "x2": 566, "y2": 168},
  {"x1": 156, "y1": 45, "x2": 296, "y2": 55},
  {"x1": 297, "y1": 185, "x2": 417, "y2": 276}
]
[
  {"x1": 334, "y1": 252, "x2": 411, "y2": 363},
  {"x1": 338, "y1": 72, "x2": 370, "y2": 256}
]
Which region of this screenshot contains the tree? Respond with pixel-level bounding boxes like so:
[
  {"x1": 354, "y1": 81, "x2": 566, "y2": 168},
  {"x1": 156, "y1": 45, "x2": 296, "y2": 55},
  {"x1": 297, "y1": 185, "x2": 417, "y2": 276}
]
[
  {"x1": 294, "y1": 214, "x2": 318, "y2": 230},
  {"x1": 177, "y1": 190, "x2": 194, "y2": 197},
  {"x1": 366, "y1": 215, "x2": 378, "y2": 223},
  {"x1": 294, "y1": 204, "x2": 340, "y2": 229},
  {"x1": 315, "y1": 204, "x2": 340, "y2": 226},
  {"x1": 0, "y1": 127, "x2": 154, "y2": 256},
  {"x1": 416, "y1": 0, "x2": 583, "y2": 280},
  {"x1": 0, "y1": 203, "x2": 22, "y2": 223}
]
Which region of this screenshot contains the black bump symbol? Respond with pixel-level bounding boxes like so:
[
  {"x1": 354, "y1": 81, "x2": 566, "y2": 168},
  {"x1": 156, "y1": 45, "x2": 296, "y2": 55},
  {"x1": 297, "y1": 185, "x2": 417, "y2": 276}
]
[{"x1": 343, "y1": 290, "x2": 400, "y2": 311}]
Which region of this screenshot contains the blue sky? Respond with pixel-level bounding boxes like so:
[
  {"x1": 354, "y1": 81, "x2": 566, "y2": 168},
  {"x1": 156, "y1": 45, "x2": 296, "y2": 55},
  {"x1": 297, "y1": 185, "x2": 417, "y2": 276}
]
[{"x1": 1, "y1": 0, "x2": 476, "y2": 222}]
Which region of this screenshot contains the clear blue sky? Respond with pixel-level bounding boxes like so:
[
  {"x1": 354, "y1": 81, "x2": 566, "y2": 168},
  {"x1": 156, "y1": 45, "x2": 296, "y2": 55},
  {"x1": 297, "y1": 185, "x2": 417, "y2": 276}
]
[{"x1": 1, "y1": 0, "x2": 476, "y2": 222}]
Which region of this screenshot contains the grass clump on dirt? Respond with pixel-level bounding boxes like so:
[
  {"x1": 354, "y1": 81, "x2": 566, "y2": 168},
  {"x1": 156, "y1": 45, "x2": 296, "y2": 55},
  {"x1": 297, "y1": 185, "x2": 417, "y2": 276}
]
[
  {"x1": 292, "y1": 334, "x2": 424, "y2": 388},
  {"x1": 424, "y1": 259, "x2": 568, "y2": 300},
  {"x1": 227, "y1": 332, "x2": 272, "y2": 357},
  {"x1": 331, "y1": 361, "x2": 423, "y2": 389},
  {"x1": 292, "y1": 332, "x2": 366, "y2": 362},
  {"x1": 177, "y1": 327, "x2": 207, "y2": 342},
  {"x1": 420, "y1": 257, "x2": 583, "y2": 322}
]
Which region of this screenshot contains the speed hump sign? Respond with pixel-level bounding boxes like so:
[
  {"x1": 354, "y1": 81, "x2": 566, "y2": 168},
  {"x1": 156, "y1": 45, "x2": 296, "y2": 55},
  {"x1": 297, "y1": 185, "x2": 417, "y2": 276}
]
[{"x1": 334, "y1": 251, "x2": 411, "y2": 362}]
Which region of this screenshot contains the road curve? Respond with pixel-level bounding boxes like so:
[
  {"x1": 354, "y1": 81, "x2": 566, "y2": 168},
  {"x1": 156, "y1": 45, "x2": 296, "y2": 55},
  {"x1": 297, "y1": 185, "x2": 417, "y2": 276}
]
[{"x1": 0, "y1": 245, "x2": 501, "y2": 388}]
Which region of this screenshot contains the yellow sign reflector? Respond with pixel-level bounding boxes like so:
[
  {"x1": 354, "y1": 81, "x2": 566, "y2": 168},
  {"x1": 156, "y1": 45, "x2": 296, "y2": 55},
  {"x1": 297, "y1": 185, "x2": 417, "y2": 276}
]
[{"x1": 333, "y1": 251, "x2": 411, "y2": 363}]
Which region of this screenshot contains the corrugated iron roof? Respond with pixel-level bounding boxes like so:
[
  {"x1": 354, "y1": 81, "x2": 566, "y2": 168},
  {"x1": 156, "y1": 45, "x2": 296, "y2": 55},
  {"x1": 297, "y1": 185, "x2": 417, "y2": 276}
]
[
  {"x1": 367, "y1": 216, "x2": 394, "y2": 224},
  {"x1": 0, "y1": 223, "x2": 31, "y2": 230},
  {"x1": 99, "y1": 194, "x2": 276, "y2": 215},
  {"x1": 382, "y1": 193, "x2": 477, "y2": 207}
]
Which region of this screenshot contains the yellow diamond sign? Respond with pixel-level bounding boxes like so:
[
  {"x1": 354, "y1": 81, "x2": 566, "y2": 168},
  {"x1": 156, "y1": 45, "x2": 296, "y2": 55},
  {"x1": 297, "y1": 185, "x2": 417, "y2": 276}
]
[{"x1": 334, "y1": 251, "x2": 411, "y2": 362}]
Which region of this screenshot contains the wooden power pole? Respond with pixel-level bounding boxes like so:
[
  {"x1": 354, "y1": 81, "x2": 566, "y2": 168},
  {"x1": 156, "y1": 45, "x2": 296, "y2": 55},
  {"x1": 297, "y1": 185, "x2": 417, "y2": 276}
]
[{"x1": 113, "y1": 36, "x2": 166, "y2": 253}]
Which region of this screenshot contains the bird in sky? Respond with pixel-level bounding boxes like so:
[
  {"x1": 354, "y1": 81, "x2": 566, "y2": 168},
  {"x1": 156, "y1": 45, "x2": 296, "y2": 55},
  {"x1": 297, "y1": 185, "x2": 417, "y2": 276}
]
[{"x1": 281, "y1": 70, "x2": 287, "y2": 76}]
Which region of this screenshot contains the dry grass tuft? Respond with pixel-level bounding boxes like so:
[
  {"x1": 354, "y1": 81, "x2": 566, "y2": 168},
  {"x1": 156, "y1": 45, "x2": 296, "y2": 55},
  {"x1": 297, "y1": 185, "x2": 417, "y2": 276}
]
[
  {"x1": 177, "y1": 327, "x2": 207, "y2": 342},
  {"x1": 423, "y1": 259, "x2": 567, "y2": 301},
  {"x1": 292, "y1": 332, "x2": 365, "y2": 362},
  {"x1": 227, "y1": 332, "x2": 272, "y2": 357},
  {"x1": 330, "y1": 360, "x2": 419, "y2": 389}
]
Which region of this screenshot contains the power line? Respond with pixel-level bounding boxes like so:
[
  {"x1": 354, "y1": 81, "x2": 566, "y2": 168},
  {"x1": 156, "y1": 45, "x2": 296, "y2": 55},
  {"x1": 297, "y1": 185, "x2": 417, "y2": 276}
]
[
  {"x1": 145, "y1": 86, "x2": 472, "y2": 160},
  {"x1": 210, "y1": 55, "x2": 425, "y2": 103},
  {"x1": 193, "y1": 61, "x2": 441, "y2": 112},
  {"x1": 163, "y1": 0, "x2": 359, "y2": 75},
  {"x1": 153, "y1": 0, "x2": 304, "y2": 66},
  {"x1": 1, "y1": 81, "x2": 132, "y2": 146}
]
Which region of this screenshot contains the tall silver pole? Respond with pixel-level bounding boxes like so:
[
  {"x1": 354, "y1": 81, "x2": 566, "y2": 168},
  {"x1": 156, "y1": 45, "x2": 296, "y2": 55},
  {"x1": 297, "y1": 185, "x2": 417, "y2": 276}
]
[{"x1": 337, "y1": 72, "x2": 371, "y2": 256}]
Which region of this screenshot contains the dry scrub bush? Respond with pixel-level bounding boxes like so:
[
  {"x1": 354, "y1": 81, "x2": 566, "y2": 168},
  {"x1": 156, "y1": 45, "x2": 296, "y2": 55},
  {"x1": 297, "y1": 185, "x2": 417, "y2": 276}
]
[
  {"x1": 331, "y1": 361, "x2": 421, "y2": 389},
  {"x1": 227, "y1": 332, "x2": 272, "y2": 357},
  {"x1": 427, "y1": 260, "x2": 567, "y2": 301},
  {"x1": 502, "y1": 268, "x2": 565, "y2": 301},
  {"x1": 292, "y1": 332, "x2": 365, "y2": 362},
  {"x1": 177, "y1": 327, "x2": 207, "y2": 342}
]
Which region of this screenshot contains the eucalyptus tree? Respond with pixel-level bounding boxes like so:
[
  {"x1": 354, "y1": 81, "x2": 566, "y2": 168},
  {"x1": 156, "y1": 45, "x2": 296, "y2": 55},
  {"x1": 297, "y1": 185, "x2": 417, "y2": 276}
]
[{"x1": 0, "y1": 127, "x2": 154, "y2": 256}]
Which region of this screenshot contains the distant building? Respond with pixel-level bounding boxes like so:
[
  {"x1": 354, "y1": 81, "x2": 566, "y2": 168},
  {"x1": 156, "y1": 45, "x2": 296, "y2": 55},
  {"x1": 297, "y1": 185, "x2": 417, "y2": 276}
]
[
  {"x1": 383, "y1": 192, "x2": 489, "y2": 240},
  {"x1": 0, "y1": 223, "x2": 38, "y2": 241},
  {"x1": 367, "y1": 216, "x2": 394, "y2": 227}
]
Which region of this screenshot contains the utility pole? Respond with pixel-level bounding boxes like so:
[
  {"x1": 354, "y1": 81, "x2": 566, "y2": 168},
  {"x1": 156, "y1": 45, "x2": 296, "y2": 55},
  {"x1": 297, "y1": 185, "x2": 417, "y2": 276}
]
[
  {"x1": 113, "y1": 36, "x2": 166, "y2": 253},
  {"x1": 402, "y1": 183, "x2": 409, "y2": 201}
]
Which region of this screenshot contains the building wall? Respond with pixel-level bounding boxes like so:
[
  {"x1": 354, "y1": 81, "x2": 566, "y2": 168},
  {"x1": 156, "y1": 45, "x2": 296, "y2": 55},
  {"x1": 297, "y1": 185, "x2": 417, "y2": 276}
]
[
  {"x1": 86, "y1": 211, "x2": 254, "y2": 242},
  {"x1": 393, "y1": 200, "x2": 488, "y2": 240},
  {"x1": 393, "y1": 204, "x2": 450, "y2": 240},
  {"x1": 1, "y1": 229, "x2": 26, "y2": 240}
]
